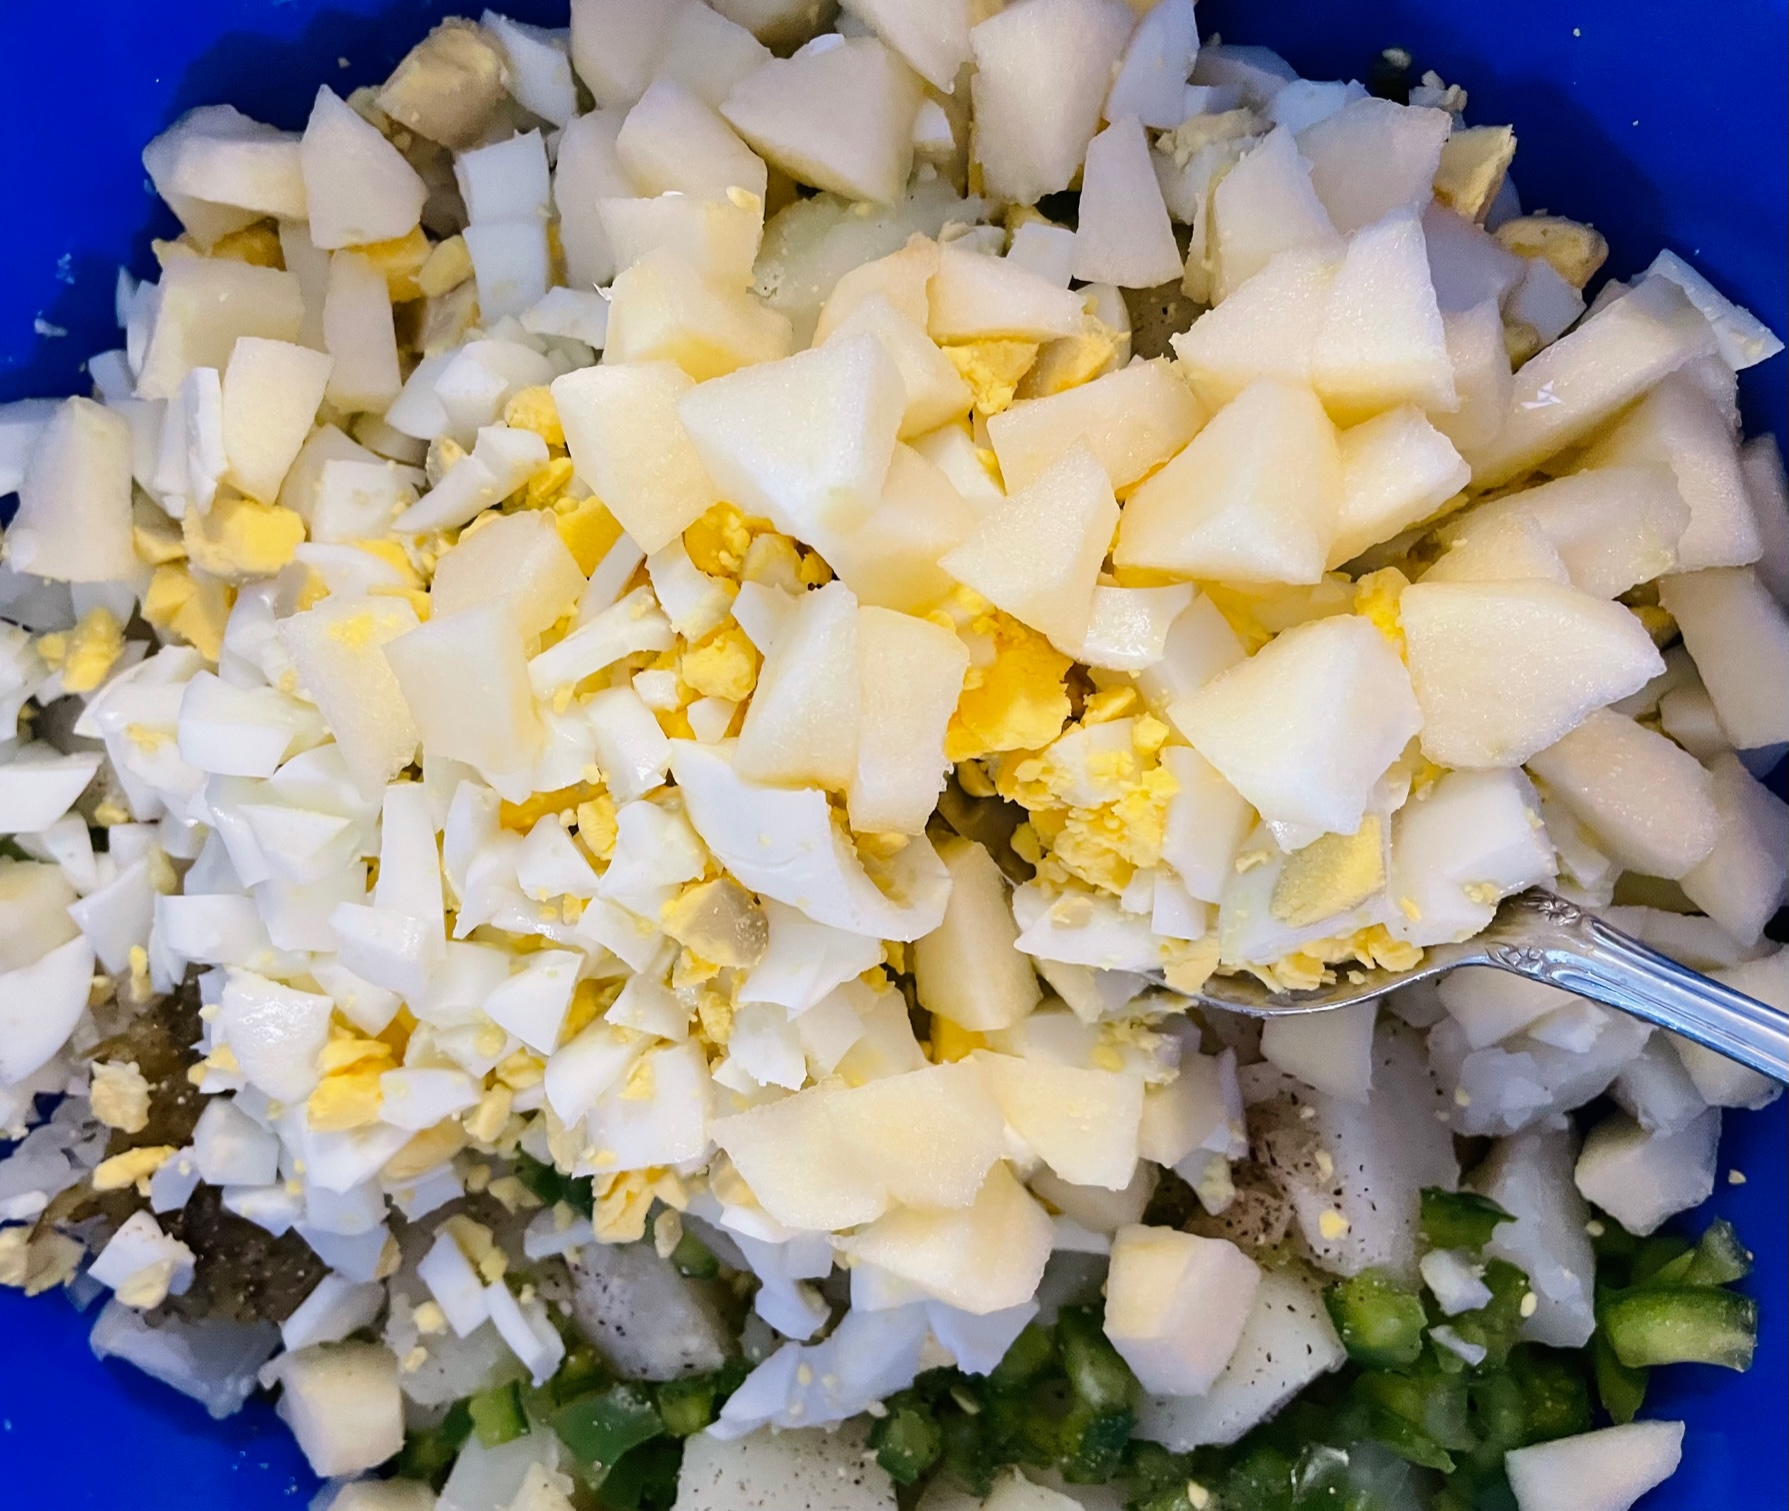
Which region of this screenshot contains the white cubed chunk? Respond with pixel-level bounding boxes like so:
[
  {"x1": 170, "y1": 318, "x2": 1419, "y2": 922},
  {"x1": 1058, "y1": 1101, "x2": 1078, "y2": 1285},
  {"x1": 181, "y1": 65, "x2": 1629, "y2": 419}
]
[
  {"x1": 722, "y1": 37, "x2": 920, "y2": 204},
  {"x1": 605, "y1": 248, "x2": 793, "y2": 380},
  {"x1": 7, "y1": 399, "x2": 137, "y2": 582},
  {"x1": 553, "y1": 362, "x2": 718, "y2": 554},
  {"x1": 1656, "y1": 567, "x2": 1789, "y2": 750},
  {"x1": 734, "y1": 581, "x2": 861, "y2": 790},
  {"x1": 278, "y1": 596, "x2": 422, "y2": 796},
  {"x1": 1260, "y1": 1001, "x2": 1377, "y2": 1103},
  {"x1": 323, "y1": 253, "x2": 401, "y2": 415},
  {"x1": 1171, "y1": 615, "x2": 1419, "y2": 836},
  {"x1": 1328, "y1": 404, "x2": 1469, "y2": 566},
  {"x1": 555, "y1": 109, "x2": 629, "y2": 289},
  {"x1": 979, "y1": 1052, "x2": 1142, "y2": 1190},
  {"x1": 1465, "y1": 278, "x2": 1717, "y2": 489},
  {"x1": 968, "y1": 0, "x2": 1136, "y2": 207},
  {"x1": 430, "y1": 510, "x2": 585, "y2": 639},
  {"x1": 1581, "y1": 371, "x2": 1761, "y2": 572},
  {"x1": 620, "y1": 77, "x2": 767, "y2": 202},
  {"x1": 843, "y1": 1161, "x2": 1053, "y2": 1314},
  {"x1": 1505, "y1": 1421, "x2": 1685, "y2": 1511},
  {"x1": 384, "y1": 601, "x2": 540, "y2": 776},
  {"x1": 828, "y1": 1059, "x2": 1005, "y2": 1210},
  {"x1": 926, "y1": 245, "x2": 1088, "y2": 343},
  {"x1": 998, "y1": 360, "x2": 1201, "y2": 496},
  {"x1": 1527, "y1": 709, "x2": 1719, "y2": 880},
  {"x1": 850, "y1": 607, "x2": 969, "y2": 833},
  {"x1": 1296, "y1": 98, "x2": 1452, "y2": 234},
  {"x1": 1136, "y1": 1269, "x2": 1345, "y2": 1450},
  {"x1": 679, "y1": 333, "x2": 903, "y2": 538},
  {"x1": 1073, "y1": 116, "x2": 1183, "y2": 289},
  {"x1": 1312, "y1": 210, "x2": 1455, "y2": 423},
  {"x1": 1398, "y1": 580, "x2": 1663, "y2": 767},
  {"x1": 1680, "y1": 753, "x2": 1789, "y2": 946},
  {"x1": 1116, "y1": 379, "x2": 1340, "y2": 585},
  {"x1": 221, "y1": 339, "x2": 334, "y2": 503},
  {"x1": 300, "y1": 88, "x2": 428, "y2": 249},
  {"x1": 1210, "y1": 128, "x2": 1339, "y2": 302},
  {"x1": 1573, "y1": 1108, "x2": 1721, "y2": 1237},
  {"x1": 1172, "y1": 247, "x2": 1340, "y2": 410},
  {"x1": 914, "y1": 837, "x2": 1041, "y2": 1032},
  {"x1": 1389, "y1": 769, "x2": 1557, "y2": 946},
  {"x1": 940, "y1": 441, "x2": 1118, "y2": 648},
  {"x1": 1104, "y1": 1226, "x2": 1260, "y2": 1397},
  {"x1": 266, "y1": 1344, "x2": 405, "y2": 1479}
]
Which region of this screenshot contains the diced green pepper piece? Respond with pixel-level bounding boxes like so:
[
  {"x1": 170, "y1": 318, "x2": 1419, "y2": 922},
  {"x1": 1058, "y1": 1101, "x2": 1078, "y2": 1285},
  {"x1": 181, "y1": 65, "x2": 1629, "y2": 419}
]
[
  {"x1": 1601, "y1": 1287, "x2": 1758, "y2": 1370},
  {"x1": 1354, "y1": 1366, "x2": 1474, "y2": 1453},
  {"x1": 393, "y1": 1398, "x2": 473, "y2": 1489},
  {"x1": 938, "y1": 1408, "x2": 998, "y2": 1498},
  {"x1": 1444, "y1": 1258, "x2": 1530, "y2": 1368},
  {"x1": 1629, "y1": 1231, "x2": 1694, "y2": 1288},
  {"x1": 987, "y1": 1322, "x2": 1057, "y2": 1393},
  {"x1": 653, "y1": 1375, "x2": 717, "y2": 1438},
  {"x1": 469, "y1": 1379, "x2": 529, "y2": 1448},
  {"x1": 1058, "y1": 1306, "x2": 1139, "y2": 1414},
  {"x1": 1325, "y1": 1270, "x2": 1427, "y2": 1368},
  {"x1": 1420, "y1": 1188, "x2": 1515, "y2": 1252},
  {"x1": 1221, "y1": 1441, "x2": 1298, "y2": 1511},
  {"x1": 597, "y1": 1438, "x2": 684, "y2": 1511},
  {"x1": 511, "y1": 1152, "x2": 595, "y2": 1216},
  {"x1": 1508, "y1": 1344, "x2": 1592, "y2": 1444},
  {"x1": 550, "y1": 1345, "x2": 609, "y2": 1406},
  {"x1": 870, "y1": 1401, "x2": 943, "y2": 1484},
  {"x1": 1646, "y1": 1219, "x2": 1753, "y2": 1289},
  {"x1": 1059, "y1": 1403, "x2": 1136, "y2": 1483},
  {"x1": 1593, "y1": 1330, "x2": 1649, "y2": 1424},
  {"x1": 669, "y1": 1230, "x2": 720, "y2": 1278},
  {"x1": 550, "y1": 1383, "x2": 666, "y2": 1471}
]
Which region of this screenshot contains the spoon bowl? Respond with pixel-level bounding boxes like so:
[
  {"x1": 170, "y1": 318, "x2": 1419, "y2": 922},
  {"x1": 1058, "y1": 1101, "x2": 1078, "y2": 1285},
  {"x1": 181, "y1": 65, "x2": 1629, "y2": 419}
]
[{"x1": 1175, "y1": 889, "x2": 1789, "y2": 1083}]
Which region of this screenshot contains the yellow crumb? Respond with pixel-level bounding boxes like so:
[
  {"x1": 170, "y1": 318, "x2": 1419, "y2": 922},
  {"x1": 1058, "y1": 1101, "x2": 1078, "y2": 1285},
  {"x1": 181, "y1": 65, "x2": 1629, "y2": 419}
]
[{"x1": 91, "y1": 1146, "x2": 177, "y2": 1195}]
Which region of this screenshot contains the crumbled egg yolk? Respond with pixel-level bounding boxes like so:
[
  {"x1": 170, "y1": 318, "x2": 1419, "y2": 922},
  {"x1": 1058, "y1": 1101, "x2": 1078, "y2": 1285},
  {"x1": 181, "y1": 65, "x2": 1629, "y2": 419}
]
[
  {"x1": 417, "y1": 233, "x2": 474, "y2": 297},
  {"x1": 591, "y1": 1167, "x2": 686, "y2": 1245},
  {"x1": 357, "y1": 225, "x2": 432, "y2": 301},
  {"x1": 1354, "y1": 567, "x2": 1411, "y2": 651},
  {"x1": 1020, "y1": 316, "x2": 1121, "y2": 400},
  {"x1": 142, "y1": 564, "x2": 232, "y2": 661},
  {"x1": 39, "y1": 605, "x2": 126, "y2": 693},
  {"x1": 208, "y1": 223, "x2": 284, "y2": 268},
  {"x1": 681, "y1": 624, "x2": 759, "y2": 702},
  {"x1": 91, "y1": 1145, "x2": 177, "y2": 1195},
  {"x1": 943, "y1": 604, "x2": 1074, "y2": 761},
  {"x1": 88, "y1": 1061, "x2": 152, "y2": 1134},
  {"x1": 942, "y1": 339, "x2": 1040, "y2": 416},
  {"x1": 386, "y1": 1121, "x2": 470, "y2": 1183},
  {"x1": 683, "y1": 502, "x2": 760, "y2": 578},
  {"x1": 182, "y1": 496, "x2": 306, "y2": 580},
  {"x1": 553, "y1": 495, "x2": 624, "y2": 573},
  {"x1": 1270, "y1": 817, "x2": 1387, "y2": 928}
]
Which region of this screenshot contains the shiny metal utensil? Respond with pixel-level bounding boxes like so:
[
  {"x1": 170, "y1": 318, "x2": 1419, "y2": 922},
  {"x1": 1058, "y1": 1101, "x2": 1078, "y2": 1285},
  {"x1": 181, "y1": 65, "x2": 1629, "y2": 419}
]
[{"x1": 1174, "y1": 890, "x2": 1789, "y2": 1083}]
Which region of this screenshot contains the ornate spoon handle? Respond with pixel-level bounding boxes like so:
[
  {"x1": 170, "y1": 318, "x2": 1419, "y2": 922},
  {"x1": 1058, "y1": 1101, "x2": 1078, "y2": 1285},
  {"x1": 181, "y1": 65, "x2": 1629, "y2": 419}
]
[{"x1": 1479, "y1": 893, "x2": 1789, "y2": 1083}]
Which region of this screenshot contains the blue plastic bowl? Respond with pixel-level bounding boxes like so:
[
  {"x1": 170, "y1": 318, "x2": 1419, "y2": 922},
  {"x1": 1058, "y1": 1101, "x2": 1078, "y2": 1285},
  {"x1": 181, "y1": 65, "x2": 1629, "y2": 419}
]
[{"x1": 0, "y1": 2, "x2": 1783, "y2": 1506}]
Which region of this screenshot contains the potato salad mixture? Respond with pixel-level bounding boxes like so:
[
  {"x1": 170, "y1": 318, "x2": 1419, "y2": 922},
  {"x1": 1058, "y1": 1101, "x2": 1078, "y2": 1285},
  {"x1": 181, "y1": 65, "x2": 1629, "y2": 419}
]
[{"x1": 1, "y1": 1, "x2": 1785, "y2": 1509}]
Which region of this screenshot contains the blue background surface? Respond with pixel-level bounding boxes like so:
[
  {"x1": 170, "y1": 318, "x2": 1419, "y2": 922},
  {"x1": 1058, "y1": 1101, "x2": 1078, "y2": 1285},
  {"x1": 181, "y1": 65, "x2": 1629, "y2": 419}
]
[{"x1": 0, "y1": 1, "x2": 1783, "y2": 1506}]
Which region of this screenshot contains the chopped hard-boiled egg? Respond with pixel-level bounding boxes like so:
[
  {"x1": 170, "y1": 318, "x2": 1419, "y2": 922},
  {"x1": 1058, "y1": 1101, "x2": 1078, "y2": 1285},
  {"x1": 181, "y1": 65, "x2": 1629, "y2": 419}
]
[{"x1": 0, "y1": 9, "x2": 1780, "y2": 1507}]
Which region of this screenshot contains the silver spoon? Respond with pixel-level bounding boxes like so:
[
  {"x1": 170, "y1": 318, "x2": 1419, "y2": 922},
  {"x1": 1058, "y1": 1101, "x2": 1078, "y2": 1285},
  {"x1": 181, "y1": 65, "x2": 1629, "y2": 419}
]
[{"x1": 1174, "y1": 889, "x2": 1789, "y2": 1083}]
